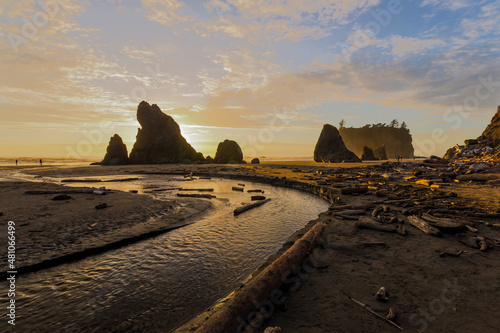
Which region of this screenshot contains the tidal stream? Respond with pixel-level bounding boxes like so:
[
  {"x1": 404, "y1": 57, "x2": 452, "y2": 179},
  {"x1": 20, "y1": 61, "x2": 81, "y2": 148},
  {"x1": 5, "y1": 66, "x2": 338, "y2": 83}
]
[{"x1": 0, "y1": 175, "x2": 329, "y2": 332}]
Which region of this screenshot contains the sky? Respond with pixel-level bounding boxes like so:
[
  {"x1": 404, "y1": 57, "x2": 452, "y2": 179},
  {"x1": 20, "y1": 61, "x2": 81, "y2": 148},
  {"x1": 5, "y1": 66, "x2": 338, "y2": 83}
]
[{"x1": 1, "y1": 0, "x2": 499, "y2": 159}]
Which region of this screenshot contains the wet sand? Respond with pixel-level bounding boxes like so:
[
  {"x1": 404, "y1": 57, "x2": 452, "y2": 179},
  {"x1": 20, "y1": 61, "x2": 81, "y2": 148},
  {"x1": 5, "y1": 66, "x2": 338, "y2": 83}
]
[
  {"x1": 0, "y1": 180, "x2": 211, "y2": 275},
  {"x1": 1, "y1": 162, "x2": 499, "y2": 332}
]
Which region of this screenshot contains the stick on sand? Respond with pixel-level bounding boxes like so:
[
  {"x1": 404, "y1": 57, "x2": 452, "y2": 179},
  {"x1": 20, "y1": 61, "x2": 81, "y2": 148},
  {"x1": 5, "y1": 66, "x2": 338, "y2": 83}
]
[{"x1": 348, "y1": 297, "x2": 404, "y2": 331}]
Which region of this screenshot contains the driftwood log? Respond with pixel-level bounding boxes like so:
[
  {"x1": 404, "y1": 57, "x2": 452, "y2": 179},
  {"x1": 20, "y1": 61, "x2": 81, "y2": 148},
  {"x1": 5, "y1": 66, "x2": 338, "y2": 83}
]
[
  {"x1": 194, "y1": 222, "x2": 326, "y2": 333},
  {"x1": 25, "y1": 189, "x2": 95, "y2": 194},
  {"x1": 251, "y1": 195, "x2": 266, "y2": 201},
  {"x1": 456, "y1": 174, "x2": 500, "y2": 181},
  {"x1": 178, "y1": 188, "x2": 214, "y2": 192},
  {"x1": 356, "y1": 217, "x2": 397, "y2": 233},
  {"x1": 176, "y1": 193, "x2": 216, "y2": 199},
  {"x1": 234, "y1": 199, "x2": 272, "y2": 216},
  {"x1": 232, "y1": 186, "x2": 244, "y2": 192},
  {"x1": 341, "y1": 187, "x2": 369, "y2": 195},
  {"x1": 407, "y1": 215, "x2": 442, "y2": 237},
  {"x1": 420, "y1": 213, "x2": 466, "y2": 232}
]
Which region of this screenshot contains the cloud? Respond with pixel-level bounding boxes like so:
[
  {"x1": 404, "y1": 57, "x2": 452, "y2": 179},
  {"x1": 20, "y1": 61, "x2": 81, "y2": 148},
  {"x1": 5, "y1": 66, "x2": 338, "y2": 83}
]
[
  {"x1": 421, "y1": 0, "x2": 472, "y2": 11},
  {"x1": 140, "y1": 0, "x2": 191, "y2": 26},
  {"x1": 196, "y1": 0, "x2": 381, "y2": 43},
  {"x1": 389, "y1": 36, "x2": 445, "y2": 56}
]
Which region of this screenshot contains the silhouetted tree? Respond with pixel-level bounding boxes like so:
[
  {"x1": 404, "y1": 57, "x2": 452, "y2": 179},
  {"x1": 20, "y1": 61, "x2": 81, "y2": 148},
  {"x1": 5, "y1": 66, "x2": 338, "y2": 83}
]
[
  {"x1": 339, "y1": 119, "x2": 346, "y2": 129},
  {"x1": 390, "y1": 119, "x2": 399, "y2": 128},
  {"x1": 401, "y1": 121, "x2": 407, "y2": 130}
]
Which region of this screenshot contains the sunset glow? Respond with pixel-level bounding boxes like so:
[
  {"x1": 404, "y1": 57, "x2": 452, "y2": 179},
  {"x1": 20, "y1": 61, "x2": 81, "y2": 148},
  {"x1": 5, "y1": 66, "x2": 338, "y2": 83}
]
[{"x1": 1, "y1": 0, "x2": 499, "y2": 159}]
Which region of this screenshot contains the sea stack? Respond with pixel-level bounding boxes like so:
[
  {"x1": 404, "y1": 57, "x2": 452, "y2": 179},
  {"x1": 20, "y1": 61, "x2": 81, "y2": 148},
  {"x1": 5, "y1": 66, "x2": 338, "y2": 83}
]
[
  {"x1": 214, "y1": 140, "x2": 243, "y2": 163},
  {"x1": 128, "y1": 101, "x2": 204, "y2": 164},
  {"x1": 374, "y1": 144, "x2": 388, "y2": 160},
  {"x1": 100, "y1": 134, "x2": 129, "y2": 165},
  {"x1": 361, "y1": 146, "x2": 377, "y2": 161},
  {"x1": 313, "y1": 124, "x2": 361, "y2": 163}
]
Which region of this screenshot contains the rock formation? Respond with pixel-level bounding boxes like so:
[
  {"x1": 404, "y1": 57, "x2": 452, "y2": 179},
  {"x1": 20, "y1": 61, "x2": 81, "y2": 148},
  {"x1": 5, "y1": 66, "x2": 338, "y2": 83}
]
[
  {"x1": 374, "y1": 144, "x2": 388, "y2": 160},
  {"x1": 128, "y1": 101, "x2": 204, "y2": 164},
  {"x1": 251, "y1": 158, "x2": 260, "y2": 164},
  {"x1": 361, "y1": 146, "x2": 377, "y2": 161},
  {"x1": 314, "y1": 124, "x2": 361, "y2": 163},
  {"x1": 444, "y1": 105, "x2": 500, "y2": 159},
  {"x1": 100, "y1": 134, "x2": 129, "y2": 165},
  {"x1": 480, "y1": 105, "x2": 500, "y2": 147},
  {"x1": 340, "y1": 125, "x2": 414, "y2": 159},
  {"x1": 214, "y1": 140, "x2": 243, "y2": 163}
]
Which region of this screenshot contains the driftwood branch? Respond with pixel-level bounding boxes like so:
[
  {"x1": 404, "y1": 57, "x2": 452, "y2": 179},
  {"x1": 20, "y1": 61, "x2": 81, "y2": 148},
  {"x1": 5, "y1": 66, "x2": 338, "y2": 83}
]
[
  {"x1": 407, "y1": 216, "x2": 442, "y2": 237},
  {"x1": 348, "y1": 297, "x2": 404, "y2": 331},
  {"x1": 234, "y1": 199, "x2": 271, "y2": 215}
]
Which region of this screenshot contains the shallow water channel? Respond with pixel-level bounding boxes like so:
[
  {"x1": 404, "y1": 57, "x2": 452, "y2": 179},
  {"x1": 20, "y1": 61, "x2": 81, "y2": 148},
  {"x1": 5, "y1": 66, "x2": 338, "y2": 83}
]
[{"x1": 1, "y1": 175, "x2": 329, "y2": 332}]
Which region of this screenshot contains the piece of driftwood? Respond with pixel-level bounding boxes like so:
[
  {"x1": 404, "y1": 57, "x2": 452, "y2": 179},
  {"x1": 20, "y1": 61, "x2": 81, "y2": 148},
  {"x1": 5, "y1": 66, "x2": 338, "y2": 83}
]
[
  {"x1": 341, "y1": 187, "x2": 369, "y2": 195},
  {"x1": 178, "y1": 188, "x2": 214, "y2": 192},
  {"x1": 348, "y1": 297, "x2": 404, "y2": 331},
  {"x1": 251, "y1": 195, "x2": 266, "y2": 201},
  {"x1": 477, "y1": 237, "x2": 489, "y2": 251},
  {"x1": 335, "y1": 214, "x2": 360, "y2": 220},
  {"x1": 420, "y1": 213, "x2": 466, "y2": 232},
  {"x1": 439, "y1": 250, "x2": 463, "y2": 257},
  {"x1": 25, "y1": 189, "x2": 95, "y2": 194},
  {"x1": 247, "y1": 189, "x2": 263, "y2": 193},
  {"x1": 61, "y1": 179, "x2": 102, "y2": 183},
  {"x1": 176, "y1": 193, "x2": 216, "y2": 199},
  {"x1": 232, "y1": 186, "x2": 244, "y2": 192},
  {"x1": 335, "y1": 209, "x2": 366, "y2": 216},
  {"x1": 356, "y1": 218, "x2": 397, "y2": 233},
  {"x1": 194, "y1": 222, "x2": 326, "y2": 333},
  {"x1": 407, "y1": 215, "x2": 442, "y2": 237},
  {"x1": 234, "y1": 198, "x2": 271, "y2": 215},
  {"x1": 456, "y1": 173, "x2": 500, "y2": 181},
  {"x1": 415, "y1": 179, "x2": 433, "y2": 186},
  {"x1": 456, "y1": 233, "x2": 479, "y2": 249},
  {"x1": 102, "y1": 177, "x2": 139, "y2": 182}
]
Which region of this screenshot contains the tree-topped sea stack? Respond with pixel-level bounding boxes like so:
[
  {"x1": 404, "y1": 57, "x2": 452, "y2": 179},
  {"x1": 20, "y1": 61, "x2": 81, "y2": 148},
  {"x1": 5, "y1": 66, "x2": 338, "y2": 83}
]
[
  {"x1": 128, "y1": 101, "x2": 204, "y2": 164},
  {"x1": 339, "y1": 121, "x2": 414, "y2": 159},
  {"x1": 314, "y1": 124, "x2": 361, "y2": 163},
  {"x1": 100, "y1": 134, "x2": 129, "y2": 165},
  {"x1": 214, "y1": 139, "x2": 243, "y2": 163}
]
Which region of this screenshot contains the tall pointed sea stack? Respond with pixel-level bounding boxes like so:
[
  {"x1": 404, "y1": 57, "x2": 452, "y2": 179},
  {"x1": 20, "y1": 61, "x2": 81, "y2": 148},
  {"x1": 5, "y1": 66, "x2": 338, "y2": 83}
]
[
  {"x1": 129, "y1": 101, "x2": 204, "y2": 164},
  {"x1": 100, "y1": 134, "x2": 129, "y2": 165},
  {"x1": 314, "y1": 124, "x2": 361, "y2": 163}
]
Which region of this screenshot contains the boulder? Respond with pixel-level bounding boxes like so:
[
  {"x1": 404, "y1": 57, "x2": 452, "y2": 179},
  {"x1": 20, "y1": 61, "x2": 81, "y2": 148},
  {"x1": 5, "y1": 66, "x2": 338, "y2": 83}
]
[
  {"x1": 314, "y1": 124, "x2": 361, "y2": 163},
  {"x1": 100, "y1": 134, "x2": 129, "y2": 165},
  {"x1": 251, "y1": 158, "x2": 260, "y2": 164},
  {"x1": 374, "y1": 144, "x2": 388, "y2": 160},
  {"x1": 128, "y1": 101, "x2": 204, "y2": 164},
  {"x1": 361, "y1": 146, "x2": 377, "y2": 161},
  {"x1": 464, "y1": 139, "x2": 479, "y2": 146},
  {"x1": 214, "y1": 140, "x2": 243, "y2": 164}
]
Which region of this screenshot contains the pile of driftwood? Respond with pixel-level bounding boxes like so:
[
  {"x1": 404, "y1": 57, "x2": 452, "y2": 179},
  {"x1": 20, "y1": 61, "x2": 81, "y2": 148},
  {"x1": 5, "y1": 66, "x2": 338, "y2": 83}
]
[
  {"x1": 408, "y1": 155, "x2": 500, "y2": 186},
  {"x1": 327, "y1": 175, "x2": 500, "y2": 253}
]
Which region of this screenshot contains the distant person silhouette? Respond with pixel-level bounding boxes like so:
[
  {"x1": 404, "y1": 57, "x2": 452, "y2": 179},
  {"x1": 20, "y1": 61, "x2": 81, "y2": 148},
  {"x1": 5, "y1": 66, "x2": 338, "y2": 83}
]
[
  {"x1": 40, "y1": 159, "x2": 42, "y2": 166},
  {"x1": 15, "y1": 159, "x2": 18, "y2": 166}
]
